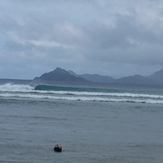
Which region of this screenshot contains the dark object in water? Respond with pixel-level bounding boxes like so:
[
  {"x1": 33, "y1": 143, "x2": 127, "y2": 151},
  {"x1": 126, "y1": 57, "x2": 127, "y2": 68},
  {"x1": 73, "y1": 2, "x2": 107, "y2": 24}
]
[{"x1": 54, "y1": 144, "x2": 62, "y2": 152}]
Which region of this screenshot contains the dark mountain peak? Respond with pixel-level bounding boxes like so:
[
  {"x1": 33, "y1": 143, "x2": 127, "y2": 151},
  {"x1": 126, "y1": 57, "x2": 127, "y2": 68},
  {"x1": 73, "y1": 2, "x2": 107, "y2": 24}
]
[
  {"x1": 33, "y1": 68, "x2": 91, "y2": 84},
  {"x1": 53, "y1": 67, "x2": 70, "y2": 75},
  {"x1": 33, "y1": 67, "x2": 163, "y2": 86},
  {"x1": 55, "y1": 67, "x2": 65, "y2": 72}
]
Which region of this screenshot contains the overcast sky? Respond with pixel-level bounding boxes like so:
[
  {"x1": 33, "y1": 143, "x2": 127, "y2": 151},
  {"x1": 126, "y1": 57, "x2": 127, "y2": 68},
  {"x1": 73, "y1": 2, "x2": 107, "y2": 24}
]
[{"x1": 0, "y1": 0, "x2": 163, "y2": 79}]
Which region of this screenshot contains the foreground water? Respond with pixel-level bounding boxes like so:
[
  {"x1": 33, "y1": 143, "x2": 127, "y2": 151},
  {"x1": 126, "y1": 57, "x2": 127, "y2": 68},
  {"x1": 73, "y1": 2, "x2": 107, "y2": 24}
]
[{"x1": 0, "y1": 83, "x2": 163, "y2": 163}]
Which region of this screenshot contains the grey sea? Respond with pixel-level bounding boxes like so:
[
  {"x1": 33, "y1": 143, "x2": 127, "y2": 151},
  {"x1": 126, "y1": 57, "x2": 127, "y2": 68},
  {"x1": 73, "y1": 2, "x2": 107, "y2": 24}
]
[{"x1": 0, "y1": 83, "x2": 163, "y2": 163}]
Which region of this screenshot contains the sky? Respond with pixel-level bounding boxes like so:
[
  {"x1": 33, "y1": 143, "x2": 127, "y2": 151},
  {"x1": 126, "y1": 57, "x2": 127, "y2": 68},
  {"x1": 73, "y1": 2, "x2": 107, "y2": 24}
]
[{"x1": 0, "y1": 0, "x2": 163, "y2": 79}]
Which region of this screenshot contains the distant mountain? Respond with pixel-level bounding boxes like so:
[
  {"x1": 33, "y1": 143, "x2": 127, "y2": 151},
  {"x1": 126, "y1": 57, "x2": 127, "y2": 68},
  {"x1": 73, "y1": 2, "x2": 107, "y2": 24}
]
[
  {"x1": 115, "y1": 69, "x2": 163, "y2": 85},
  {"x1": 33, "y1": 67, "x2": 91, "y2": 85},
  {"x1": 33, "y1": 67, "x2": 163, "y2": 86},
  {"x1": 80, "y1": 74, "x2": 115, "y2": 83},
  {"x1": 115, "y1": 74, "x2": 156, "y2": 85},
  {"x1": 149, "y1": 69, "x2": 163, "y2": 84},
  {"x1": 68, "y1": 71, "x2": 115, "y2": 83}
]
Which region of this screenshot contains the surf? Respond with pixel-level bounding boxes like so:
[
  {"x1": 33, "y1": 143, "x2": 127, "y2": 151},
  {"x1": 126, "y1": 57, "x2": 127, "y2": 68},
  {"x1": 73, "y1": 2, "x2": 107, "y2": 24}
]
[{"x1": 1, "y1": 83, "x2": 163, "y2": 104}]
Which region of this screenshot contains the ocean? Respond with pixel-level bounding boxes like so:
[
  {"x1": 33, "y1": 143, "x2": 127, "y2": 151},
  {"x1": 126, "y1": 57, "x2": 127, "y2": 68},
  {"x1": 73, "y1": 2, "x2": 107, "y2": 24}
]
[{"x1": 0, "y1": 83, "x2": 163, "y2": 163}]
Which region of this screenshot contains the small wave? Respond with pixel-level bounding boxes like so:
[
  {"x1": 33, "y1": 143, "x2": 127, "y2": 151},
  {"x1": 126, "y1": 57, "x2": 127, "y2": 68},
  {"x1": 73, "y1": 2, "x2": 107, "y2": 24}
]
[
  {"x1": 40, "y1": 91, "x2": 163, "y2": 100},
  {"x1": 1, "y1": 92, "x2": 163, "y2": 104}
]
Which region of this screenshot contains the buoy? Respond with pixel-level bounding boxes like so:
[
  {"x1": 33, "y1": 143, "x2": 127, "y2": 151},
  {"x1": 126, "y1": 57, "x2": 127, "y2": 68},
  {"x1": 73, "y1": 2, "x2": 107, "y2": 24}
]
[{"x1": 54, "y1": 144, "x2": 62, "y2": 152}]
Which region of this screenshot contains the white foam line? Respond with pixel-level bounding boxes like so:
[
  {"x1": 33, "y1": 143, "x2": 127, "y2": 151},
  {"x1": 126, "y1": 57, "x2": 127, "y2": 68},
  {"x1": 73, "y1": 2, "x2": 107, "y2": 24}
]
[
  {"x1": 1, "y1": 83, "x2": 163, "y2": 101},
  {"x1": 1, "y1": 93, "x2": 163, "y2": 104}
]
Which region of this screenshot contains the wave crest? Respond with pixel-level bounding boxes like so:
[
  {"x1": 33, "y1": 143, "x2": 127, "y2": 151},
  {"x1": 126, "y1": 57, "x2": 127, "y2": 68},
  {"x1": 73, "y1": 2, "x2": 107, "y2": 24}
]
[
  {"x1": 0, "y1": 83, "x2": 34, "y2": 92},
  {"x1": 0, "y1": 83, "x2": 163, "y2": 104}
]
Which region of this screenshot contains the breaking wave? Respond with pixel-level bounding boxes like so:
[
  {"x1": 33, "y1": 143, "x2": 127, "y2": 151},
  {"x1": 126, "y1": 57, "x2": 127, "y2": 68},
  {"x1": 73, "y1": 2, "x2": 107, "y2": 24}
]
[{"x1": 0, "y1": 83, "x2": 163, "y2": 104}]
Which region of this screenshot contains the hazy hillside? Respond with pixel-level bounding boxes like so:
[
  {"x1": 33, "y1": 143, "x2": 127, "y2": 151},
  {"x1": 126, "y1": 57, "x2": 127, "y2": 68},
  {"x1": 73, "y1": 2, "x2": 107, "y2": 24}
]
[
  {"x1": 115, "y1": 69, "x2": 163, "y2": 85},
  {"x1": 68, "y1": 71, "x2": 115, "y2": 83},
  {"x1": 32, "y1": 68, "x2": 163, "y2": 85},
  {"x1": 115, "y1": 74, "x2": 157, "y2": 85},
  {"x1": 149, "y1": 69, "x2": 163, "y2": 84},
  {"x1": 33, "y1": 67, "x2": 91, "y2": 84}
]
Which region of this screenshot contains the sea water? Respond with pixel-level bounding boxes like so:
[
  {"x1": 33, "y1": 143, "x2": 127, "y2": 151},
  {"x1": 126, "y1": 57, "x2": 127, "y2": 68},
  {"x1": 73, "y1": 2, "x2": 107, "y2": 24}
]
[{"x1": 0, "y1": 83, "x2": 163, "y2": 163}]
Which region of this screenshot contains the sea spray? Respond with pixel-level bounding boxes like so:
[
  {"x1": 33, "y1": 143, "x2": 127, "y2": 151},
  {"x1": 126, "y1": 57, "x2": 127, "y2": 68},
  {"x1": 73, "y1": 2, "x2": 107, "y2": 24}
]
[{"x1": 0, "y1": 83, "x2": 34, "y2": 92}]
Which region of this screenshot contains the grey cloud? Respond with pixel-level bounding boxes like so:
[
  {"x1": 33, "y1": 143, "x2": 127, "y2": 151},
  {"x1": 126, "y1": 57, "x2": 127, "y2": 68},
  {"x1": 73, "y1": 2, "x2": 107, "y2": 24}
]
[{"x1": 0, "y1": 0, "x2": 163, "y2": 78}]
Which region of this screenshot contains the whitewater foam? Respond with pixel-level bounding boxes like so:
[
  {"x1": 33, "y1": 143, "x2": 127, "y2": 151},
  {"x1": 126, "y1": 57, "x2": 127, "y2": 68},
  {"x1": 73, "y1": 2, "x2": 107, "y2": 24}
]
[
  {"x1": 1, "y1": 92, "x2": 163, "y2": 104},
  {"x1": 0, "y1": 83, "x2": 163, "y2": 104},
  {"x1": 0, "y1": 83, "x2": 34, "y2": 92}
]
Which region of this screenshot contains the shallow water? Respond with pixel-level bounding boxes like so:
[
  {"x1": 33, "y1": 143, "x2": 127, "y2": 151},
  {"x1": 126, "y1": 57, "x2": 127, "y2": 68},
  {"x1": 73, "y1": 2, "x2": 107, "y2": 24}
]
[{"x1": 0, "y1": 97, "x2": 163, "y2": 163}]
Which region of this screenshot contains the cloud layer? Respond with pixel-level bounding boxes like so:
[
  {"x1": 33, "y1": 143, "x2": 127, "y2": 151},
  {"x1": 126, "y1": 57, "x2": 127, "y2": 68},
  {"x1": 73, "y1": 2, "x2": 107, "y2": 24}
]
[{"x1": 0, "y1": 0, "x2": 163, "y2": 79}]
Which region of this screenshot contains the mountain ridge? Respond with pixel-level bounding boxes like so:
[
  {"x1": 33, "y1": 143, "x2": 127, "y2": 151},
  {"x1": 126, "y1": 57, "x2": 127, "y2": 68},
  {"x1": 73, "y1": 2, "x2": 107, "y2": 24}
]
[
  {"x1": 33, "y1": 67, "x2": 92, "y2": 85},
  {"x1": 68, "y1": 70, "x2": 115, "y2": 83},
  {"x1": 33, "y1": 67, "x2": 163, "y2": 85}
]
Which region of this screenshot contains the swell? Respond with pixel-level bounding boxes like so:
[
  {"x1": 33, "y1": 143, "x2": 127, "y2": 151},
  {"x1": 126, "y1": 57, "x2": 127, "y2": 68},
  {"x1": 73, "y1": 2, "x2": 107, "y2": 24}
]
[
  {"x1": 0, "y1": 93, "x2": 163, "y2": 104},
  {"x1": 0, "y1": 83, "x2": 163, "y2": 104},
  {"x1": 34, "y1": 85, "x2": 163, "y2": 100},
  {"x1": 34, "y1": 84, "x2": 121, "y2": 93}
]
